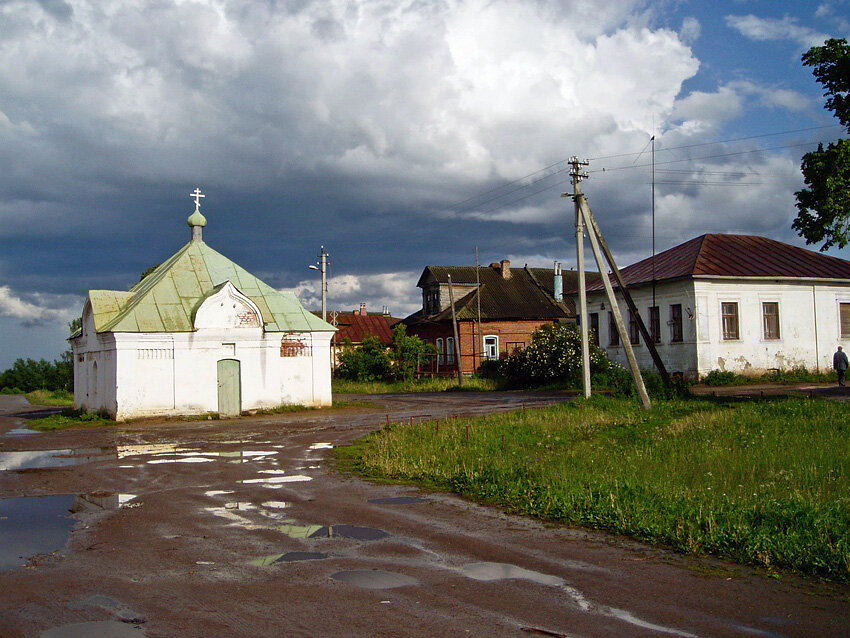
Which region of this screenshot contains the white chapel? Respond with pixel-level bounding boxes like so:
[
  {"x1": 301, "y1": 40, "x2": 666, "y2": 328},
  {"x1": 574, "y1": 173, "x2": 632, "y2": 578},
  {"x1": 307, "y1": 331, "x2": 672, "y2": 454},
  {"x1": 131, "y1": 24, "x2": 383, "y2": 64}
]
[{"x1": 70, "y1": 190, "x2": 336, "y2": 420}]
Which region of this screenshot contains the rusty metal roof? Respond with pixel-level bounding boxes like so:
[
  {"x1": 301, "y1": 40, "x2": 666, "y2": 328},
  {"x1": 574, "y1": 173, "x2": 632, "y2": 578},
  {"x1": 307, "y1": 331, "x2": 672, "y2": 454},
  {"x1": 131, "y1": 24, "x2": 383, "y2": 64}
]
[
  {"x1": 585, "y1": 234, "x2": 850, "y2": 292},
  {"x1": 87, "y1": 239, "x2": 335, "y2": 334},
  {"x1": 332, "y1": 312, "x2": 399, "y2": 345}
]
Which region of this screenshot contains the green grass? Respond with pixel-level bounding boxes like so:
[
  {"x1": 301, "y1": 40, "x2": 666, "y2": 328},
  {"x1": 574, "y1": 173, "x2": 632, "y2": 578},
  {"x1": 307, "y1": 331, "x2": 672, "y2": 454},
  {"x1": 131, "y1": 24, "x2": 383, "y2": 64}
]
[
  {"x1": 340, "y1": 395, "x2": 850, "y2": 581},
  {"x1": 25, "y1": 389, "x2": 74, "y2": 406},
  {"x1": 28, "y1": 408, "x2": 116, "y2": 431},
  {"x1": 333, "y1": 376, "x2": 497, "y2": 394},
  {"x1": 701, "y1": 367, "x2": 837, "y2": 386}
]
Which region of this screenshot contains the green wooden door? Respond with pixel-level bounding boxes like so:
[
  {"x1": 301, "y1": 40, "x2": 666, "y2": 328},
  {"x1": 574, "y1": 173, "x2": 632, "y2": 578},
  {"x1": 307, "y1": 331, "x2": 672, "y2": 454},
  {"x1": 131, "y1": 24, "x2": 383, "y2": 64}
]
[{"x1": 217, "y1": 359, "x2": 241, "y2": 417}]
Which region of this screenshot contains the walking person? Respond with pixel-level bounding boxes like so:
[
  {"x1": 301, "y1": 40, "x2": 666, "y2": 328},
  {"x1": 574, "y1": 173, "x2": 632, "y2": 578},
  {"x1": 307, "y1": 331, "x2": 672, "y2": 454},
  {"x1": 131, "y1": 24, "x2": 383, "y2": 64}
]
[{"x1": 833, "y1": 346, "x2": 848, "y2": 386}]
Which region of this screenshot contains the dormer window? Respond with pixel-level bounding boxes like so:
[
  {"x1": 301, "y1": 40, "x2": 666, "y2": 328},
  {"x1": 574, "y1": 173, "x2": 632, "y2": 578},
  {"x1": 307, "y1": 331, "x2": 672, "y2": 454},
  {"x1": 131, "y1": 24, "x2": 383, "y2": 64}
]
[{"x1": 423, "y1": 287, "x2": 440, "y2": 315}]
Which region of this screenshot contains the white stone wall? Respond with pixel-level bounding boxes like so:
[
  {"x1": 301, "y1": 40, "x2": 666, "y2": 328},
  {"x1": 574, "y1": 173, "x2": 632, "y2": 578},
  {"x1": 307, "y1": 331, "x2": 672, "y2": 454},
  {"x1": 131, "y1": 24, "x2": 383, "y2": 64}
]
[
  {"x1": 72, "y1": 283, "x2": 335, "y2": 420},
  {"x1": 587, "y1": 279, "x2": 850, "y2": 379}
]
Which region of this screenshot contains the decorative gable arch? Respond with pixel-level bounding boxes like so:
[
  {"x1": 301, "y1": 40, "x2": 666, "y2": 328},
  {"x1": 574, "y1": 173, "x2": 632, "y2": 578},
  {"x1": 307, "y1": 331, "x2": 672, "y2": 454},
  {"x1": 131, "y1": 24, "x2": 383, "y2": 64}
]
[{"x1": 193, "y1": 281, "x2": 264, "y2": 331}]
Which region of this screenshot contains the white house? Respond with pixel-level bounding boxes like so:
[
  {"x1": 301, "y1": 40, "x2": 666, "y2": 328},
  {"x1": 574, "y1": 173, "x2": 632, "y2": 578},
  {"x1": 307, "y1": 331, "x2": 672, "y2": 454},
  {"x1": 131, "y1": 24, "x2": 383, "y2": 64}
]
[
  {"x1": 582, "y1": 234, "x2": 850, "y2": 379},
  {"x1": 70, "y1": 192, "x2": 336, "y2": 420}
]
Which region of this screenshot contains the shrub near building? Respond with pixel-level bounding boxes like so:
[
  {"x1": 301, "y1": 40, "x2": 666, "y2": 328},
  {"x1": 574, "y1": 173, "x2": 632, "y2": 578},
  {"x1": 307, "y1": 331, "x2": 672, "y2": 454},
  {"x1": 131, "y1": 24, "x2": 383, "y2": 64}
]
[{"x1": 496, "y1": 323, "x2": 616, "y2": 388}]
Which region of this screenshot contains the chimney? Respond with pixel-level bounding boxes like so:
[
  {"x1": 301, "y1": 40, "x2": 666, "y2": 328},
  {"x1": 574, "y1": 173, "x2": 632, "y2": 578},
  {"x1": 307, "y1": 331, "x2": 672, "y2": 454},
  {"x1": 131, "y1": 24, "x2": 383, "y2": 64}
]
[
  {"x1": 553, "y1": 261, "x2": 563, "y2": 301},
  {"x1": 500, "y1": 259, "x2": 511, "y2": 279},
  {"x1": 359, "y1": 302, "x2": 367, "y2": 316}
]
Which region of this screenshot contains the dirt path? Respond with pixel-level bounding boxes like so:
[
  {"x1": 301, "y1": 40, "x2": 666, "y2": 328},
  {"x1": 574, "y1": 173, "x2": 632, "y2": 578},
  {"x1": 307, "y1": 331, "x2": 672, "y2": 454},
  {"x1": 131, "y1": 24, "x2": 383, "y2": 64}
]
[{"x1": 0, "y1": 393, "x2": 846, "y2": 637}]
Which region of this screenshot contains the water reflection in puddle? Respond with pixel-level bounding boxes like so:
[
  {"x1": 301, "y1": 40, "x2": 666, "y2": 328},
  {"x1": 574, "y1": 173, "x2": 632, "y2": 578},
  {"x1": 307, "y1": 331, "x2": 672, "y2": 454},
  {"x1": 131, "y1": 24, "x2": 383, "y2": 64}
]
[
  {"x1": 461, "y1": 562, "x2": 564, "y2": 586},
  {"x1": 0, "y1": 491, "x2": 140, "y2": 572},
  {"x1": 0, "y1": 448, "x2": 116, "y2": 470},
  {"x1": 0, "y1": 494, "x2": 76, "y2": 571},
  {"x1": 368, "y1": 496, "x2": 429, "y2": 505},
  {"x1": 240, "y1": 475, "x2": 312, "y2": 487},
  {"x1": 310, "y1": 525, "x2": 390, "y2": 541},
  {"x1": 40, "y1": 620, "x2": 145, "y2": 637},
  {"x1": 251, "y1": 551, "x2": 328, "y2": 566},
  {"x1": 308, "y1": 442, "x2": 333, "y2": 450},
  {"x1": 331, "y1": 569, "x2": 417, "y2": 589}
]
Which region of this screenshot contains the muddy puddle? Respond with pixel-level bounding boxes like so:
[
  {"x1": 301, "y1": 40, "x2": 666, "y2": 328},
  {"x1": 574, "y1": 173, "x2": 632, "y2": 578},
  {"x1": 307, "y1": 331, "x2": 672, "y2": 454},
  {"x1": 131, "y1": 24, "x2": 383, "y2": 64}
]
[
  {"x1": 368, "y1": 496, "x2": 429, "y2": 505},
  {"x1": 0, "y1": 493, "x2": 138, "y2": 572},
  {"x1": 0, "y1": 448, "x2": 116, "y2": 470},
  {"x1": 40, "y1": 620, "x2": 145, "y2": 637},
  {"x1": 331, "y1": 569, "x2": 417, "y2": 589}
]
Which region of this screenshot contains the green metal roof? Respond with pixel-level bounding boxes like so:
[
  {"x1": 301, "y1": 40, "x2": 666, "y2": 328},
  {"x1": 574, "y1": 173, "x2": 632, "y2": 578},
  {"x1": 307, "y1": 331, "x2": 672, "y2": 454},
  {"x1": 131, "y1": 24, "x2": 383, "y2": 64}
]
[{"x1": 88, "y1": 239, "x2": 335, "y2": 334}]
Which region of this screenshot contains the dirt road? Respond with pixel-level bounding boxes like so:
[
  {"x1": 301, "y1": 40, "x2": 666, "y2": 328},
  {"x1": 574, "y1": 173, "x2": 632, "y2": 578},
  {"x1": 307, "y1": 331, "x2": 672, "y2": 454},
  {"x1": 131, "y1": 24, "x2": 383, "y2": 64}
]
[{"x1": 0, "y1": 392, "x2": 846, "y2": 637}]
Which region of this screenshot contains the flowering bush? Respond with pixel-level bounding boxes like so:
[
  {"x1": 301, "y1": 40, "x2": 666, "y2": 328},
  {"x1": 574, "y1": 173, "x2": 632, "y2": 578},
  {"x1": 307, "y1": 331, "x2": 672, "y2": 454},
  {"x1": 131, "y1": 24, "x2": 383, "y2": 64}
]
[
  {"x1": 337, "y1": 325, "x2": 434, "y2": 382},
  {"x1": 499, "y1": 323, "x2": 616, "y2": 389}
]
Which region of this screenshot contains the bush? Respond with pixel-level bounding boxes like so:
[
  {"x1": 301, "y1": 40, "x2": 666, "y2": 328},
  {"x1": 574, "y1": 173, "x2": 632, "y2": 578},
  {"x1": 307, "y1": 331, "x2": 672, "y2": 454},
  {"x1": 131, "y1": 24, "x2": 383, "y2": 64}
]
[
  {"x1": 499, "y1": 323, "x2": 615, "y2": 389},
  {"x1": 336, "y1": 325, "x2": 435, "y2": 383}
]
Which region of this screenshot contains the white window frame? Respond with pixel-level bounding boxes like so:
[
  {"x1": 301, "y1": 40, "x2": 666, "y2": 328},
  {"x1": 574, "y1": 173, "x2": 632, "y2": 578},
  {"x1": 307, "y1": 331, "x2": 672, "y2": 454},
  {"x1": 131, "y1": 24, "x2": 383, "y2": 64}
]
[
  {"x1": 484, "y1": 335, "x2": 499, "y2": 360},
  {"x1": 436, "y1": 338, "x2": 444, "y2": 365},
  {"x1": 446, "y1": 337, "x2": 455, "y2": 365},
  {"x1": 762, "y1": 301, "x2": 780, "y2": 340}
]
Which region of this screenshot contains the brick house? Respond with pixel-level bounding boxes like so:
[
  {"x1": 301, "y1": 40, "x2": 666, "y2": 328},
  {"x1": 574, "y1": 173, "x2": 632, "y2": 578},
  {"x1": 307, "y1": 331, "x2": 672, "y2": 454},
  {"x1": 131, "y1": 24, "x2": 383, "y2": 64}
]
[{"x1": 403, "y1": 260, "x2": 592, "y2": 374}]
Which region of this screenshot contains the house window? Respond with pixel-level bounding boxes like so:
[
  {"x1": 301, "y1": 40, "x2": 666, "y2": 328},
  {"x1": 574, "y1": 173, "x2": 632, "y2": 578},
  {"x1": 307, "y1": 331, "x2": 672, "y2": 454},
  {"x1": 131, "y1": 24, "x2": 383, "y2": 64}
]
[
  {"x1": 648, "y1": 306, "x2": 660, "y2": 343},
  {"x1": 670, "y1": 304, "x2": 683, "y2": 343},
  {"x1": 446, "y1": 337, "x2": 455, "y2": 365},
  {"x1": 608, "y1": 312, "x2": 620, "y2": 346},
  {"x1": 628, "y1": 310, "x2": 640, "y2": 345},
  {"x1": 841, "y1": 303, "x2": 850, "y2": 339},
  {"x1": 436, "y1": 338, "x2": 444, "y2": 365},
  {"x1": 762, "y1": 302, "x2": 780, "y2": 340},
  {"x1": 589, "y1": 313, "x2": 599, "y2": 346},
  {"x1": 722, "y1": 302, "x2": 739, "y2": 340},
  {"x1": 484, "y1": 335, "x2": 499, "y2": 360}
]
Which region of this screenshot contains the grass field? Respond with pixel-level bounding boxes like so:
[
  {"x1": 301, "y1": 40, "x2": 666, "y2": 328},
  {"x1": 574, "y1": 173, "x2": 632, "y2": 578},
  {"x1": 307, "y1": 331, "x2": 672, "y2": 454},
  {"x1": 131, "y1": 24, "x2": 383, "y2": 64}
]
[
  {"x1": 333, "y1": 376, "x2": 496, "y2": 394},
  {"x1": 340, "y1": 395, "x2": 850, "y2": 581},
  {"x1": 25, "y1": 389, "x2": 74, "y2": 406}
]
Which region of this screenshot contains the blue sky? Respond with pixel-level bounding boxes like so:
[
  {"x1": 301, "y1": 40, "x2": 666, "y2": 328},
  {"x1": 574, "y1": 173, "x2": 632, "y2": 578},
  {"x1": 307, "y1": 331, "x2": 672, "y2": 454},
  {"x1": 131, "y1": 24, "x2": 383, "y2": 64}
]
[{"x1": 0, "y1": 0, "x2": 848, "y2": 369}]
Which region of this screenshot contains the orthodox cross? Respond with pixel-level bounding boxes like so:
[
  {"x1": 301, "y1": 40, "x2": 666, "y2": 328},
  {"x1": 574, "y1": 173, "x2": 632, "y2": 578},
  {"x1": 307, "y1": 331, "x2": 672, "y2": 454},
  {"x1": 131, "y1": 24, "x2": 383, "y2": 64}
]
[{"x1": 190, "y1": 188, "x2": 205, "y2": 211}]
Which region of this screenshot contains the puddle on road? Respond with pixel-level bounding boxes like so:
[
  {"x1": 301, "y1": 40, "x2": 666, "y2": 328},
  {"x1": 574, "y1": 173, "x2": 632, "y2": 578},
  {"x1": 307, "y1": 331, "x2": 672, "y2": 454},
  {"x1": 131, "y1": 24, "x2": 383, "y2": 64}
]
[
  {"x1": 279, "y1": 523, "x2": 326, "y2": 539},
  {"x1": 240, "y1": 475, "x2": 312, "y2": 487},
  {"x1": 459, "y1": 562, "x2": 696, "y2": 637},
  {"x1": 331, "y1": 569, "x2": 417, "y2": 589},
  {"x1": 0, "y1": 448, "x2": 116, "y2": 470},
  {"x1": 40, "y1": 620, "x2": 145, "y2": 637},
  {"x1": 0, "y1": 492, "x2": 140, "y2": 572},
  {"x1": 308, "y1": 442, "x2": 333, "y2": 450},
  {"x1": 368, "y1": 496, "x2": 429, "y2": 505},
  {"x1": 461, "y1": 562, "x2": 565, "y2": 587},
  {"x1": 0, "y1": 494, "x2": 76, "y2": 571},
  {"x1": 310, "y1": 524, "x2": 390, "y2": 541},
  {"x1": 69, "y1": 594, "x2": 145, "y2": 624},
  {"x1": 251, "y1": 551, "x2": 328, "y2": 566},
  {"x1": 261, "y1": 501, "x2": 290, "y2": 510}
]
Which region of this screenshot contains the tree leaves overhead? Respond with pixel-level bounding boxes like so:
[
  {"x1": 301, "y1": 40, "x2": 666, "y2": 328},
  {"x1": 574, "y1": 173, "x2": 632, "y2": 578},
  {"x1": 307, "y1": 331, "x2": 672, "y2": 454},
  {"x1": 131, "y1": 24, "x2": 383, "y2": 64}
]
[{"x1": 794, "y1": 39, "x2": 850, "y2": 251}]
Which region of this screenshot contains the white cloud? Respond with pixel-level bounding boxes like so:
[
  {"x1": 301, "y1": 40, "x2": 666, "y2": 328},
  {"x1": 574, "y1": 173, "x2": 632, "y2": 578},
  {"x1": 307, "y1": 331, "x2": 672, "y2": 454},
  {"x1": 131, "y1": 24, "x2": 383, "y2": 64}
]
[
  {"x1": 0, "y1": 286, "x2": 79, "y2": 327},
  {"x1": 680, "y1": 16, "x2": 701, "y2": 43},
  {"x1": 287, "y1": 270, "x2": 420, "y2": 318},
  {"x1": 725, "y1": 14, "x2": 829, "y2": 49}
]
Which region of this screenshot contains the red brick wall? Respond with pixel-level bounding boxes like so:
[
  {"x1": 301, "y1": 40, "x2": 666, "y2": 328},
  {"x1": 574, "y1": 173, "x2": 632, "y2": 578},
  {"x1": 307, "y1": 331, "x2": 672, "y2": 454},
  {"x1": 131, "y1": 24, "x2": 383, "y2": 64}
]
[{"x1": 408, "y1": 319, "x2": 561, "y2": 373}]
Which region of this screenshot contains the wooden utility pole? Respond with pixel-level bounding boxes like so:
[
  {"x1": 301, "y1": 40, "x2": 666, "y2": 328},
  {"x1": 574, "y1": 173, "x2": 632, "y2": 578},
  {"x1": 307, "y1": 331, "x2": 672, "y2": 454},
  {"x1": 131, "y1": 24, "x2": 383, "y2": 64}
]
[
  {"x1": 568, "y1": 158, "x2": 591, "y2": 398},
  {"x1": 447, "y1": 274, "x2": 464, "y2": 386},
  {"x1": 577, "y1": 196, "x2": 651, "y2": 409},
  {"x1": 579, "y1": 202, "x2": 671, "y2": 386}
]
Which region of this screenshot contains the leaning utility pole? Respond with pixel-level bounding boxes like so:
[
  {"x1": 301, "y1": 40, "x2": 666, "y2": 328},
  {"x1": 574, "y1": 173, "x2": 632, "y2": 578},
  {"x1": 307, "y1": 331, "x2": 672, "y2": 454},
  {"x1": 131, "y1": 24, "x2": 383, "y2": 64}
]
[
  {"x1": 447, "y1": 274, "x2": 464, "y2": 386},
  {"x1": 568, "y1": 158, "x2": 652, "y2": 410},
  {"x1": 567, "y1": 159, "x2": 591, "y2": 398}
]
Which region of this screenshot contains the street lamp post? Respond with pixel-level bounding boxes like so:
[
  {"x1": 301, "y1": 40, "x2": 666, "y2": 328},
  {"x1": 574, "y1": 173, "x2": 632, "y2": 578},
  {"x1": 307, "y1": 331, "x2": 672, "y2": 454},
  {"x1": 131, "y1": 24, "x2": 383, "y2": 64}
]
[{"x1": 308, "y1": 246, "x2": 328, "y2": 322}]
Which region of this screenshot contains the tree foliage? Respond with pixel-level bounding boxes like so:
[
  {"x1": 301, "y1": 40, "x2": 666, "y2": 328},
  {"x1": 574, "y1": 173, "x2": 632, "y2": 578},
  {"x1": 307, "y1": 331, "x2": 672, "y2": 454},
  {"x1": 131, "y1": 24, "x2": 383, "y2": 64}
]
[
  {"x1": 336, "y1": 324, "x2": 433, "y2": 382},
  {"x1": 0, "y1": 318, "x2": 78, "y2": 392},
  {"x1": 793, "y1": 38, "x2": 850, "y2": 250}
]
